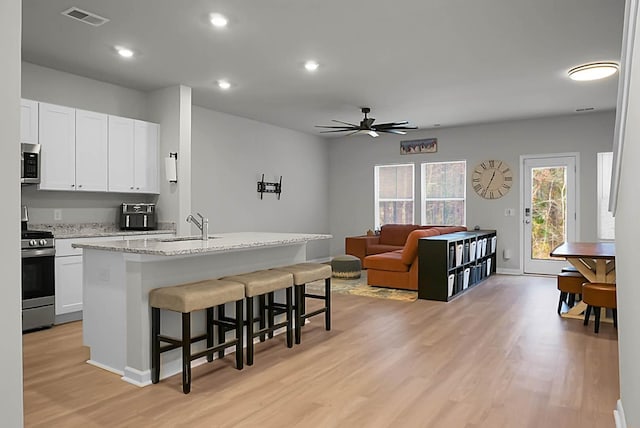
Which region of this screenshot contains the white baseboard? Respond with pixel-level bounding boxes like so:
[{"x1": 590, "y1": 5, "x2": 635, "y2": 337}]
[
  {"x1": 86, "y1": 359, "x2": 124, "y2": 376},
  {"x1": 496, "y1": 268, "x2": 521, "y2": 275},
  {"x1": 614, "y1": 399, "x2": 627, "y2": 428},
  {"x1": 308, "y1": 256, "x2": 331, "y2": 263}
]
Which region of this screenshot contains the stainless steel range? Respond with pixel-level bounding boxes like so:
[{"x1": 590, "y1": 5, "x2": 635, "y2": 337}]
[{"x1": 21, "y1": 206, "x2": 55, "y2": 332}]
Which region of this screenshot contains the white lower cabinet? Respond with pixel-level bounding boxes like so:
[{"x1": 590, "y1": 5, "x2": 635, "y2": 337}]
[
  {"x1": 55, "y1": 255, "x2": 83, "y2": 315},
  {"x1": 54, "y1": 233, "x2": 174, "y2": 321}
]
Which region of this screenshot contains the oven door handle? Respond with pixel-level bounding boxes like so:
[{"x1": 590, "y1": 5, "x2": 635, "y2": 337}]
[{"x1": 22, "y1": 248, "x2": 55, "y2": 258}]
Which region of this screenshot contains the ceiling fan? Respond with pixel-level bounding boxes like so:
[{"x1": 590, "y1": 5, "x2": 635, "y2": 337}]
[{"x1": 316, "y1": 107, "x2": 418, "y2": 137}]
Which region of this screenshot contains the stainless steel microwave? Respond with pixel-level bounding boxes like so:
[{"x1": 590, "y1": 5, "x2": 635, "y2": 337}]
[{"x1": 21, "y1": 143, "x2": 41, "y2": 184}]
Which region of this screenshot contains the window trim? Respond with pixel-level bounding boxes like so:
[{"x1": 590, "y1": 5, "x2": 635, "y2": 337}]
[
  {"x1": 420, "y1": 160, "x2": 467, "y2": 226},
  {"x1": 597, "y1": 152, "x2": 615, "y2": 241},
  {"x1": 374, "y1": 163, "x2": 415, "y2": 230}
]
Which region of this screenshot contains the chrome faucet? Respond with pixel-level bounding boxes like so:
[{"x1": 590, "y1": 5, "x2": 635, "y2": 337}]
[{"x1": 186, "y1": 213, "x2": 209, "y2": 241}]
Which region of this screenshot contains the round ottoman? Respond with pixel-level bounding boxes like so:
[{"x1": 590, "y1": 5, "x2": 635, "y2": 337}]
[{"x1": 331, "y1": 255, "x2": 362, "y2": 279}]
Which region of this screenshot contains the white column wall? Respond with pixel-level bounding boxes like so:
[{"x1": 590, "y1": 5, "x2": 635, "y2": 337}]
[{"x1": 0, "y1": 0, "x2": 25, "y2": 425}]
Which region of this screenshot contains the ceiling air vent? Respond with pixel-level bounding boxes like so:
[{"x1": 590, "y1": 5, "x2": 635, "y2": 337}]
[{"x1": 61, "y1": 7, "x2": 109, "y2": 27}]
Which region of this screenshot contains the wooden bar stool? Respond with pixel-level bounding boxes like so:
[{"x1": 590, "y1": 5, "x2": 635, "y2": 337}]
[
  {"x1": 150, "y1": 279, "x2": 245, "y2": 394},
  {"x1": 223, "y1": 270, "x2": 294, "y2": 365},
  {"x1": 272, "y1": 263, "x2": 332, "y2": 344},
  {"x1": 557, "y1": 271, "x2": 586, "y2": 314},
  {"x1": 582, "y1": 282, "x2": 617, "y2": 334}
]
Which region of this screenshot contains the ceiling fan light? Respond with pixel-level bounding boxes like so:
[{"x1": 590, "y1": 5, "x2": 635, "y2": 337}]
[
  {"x1": 568, "y1": 62, "x2": 619, "y2": 81},
  {"x1": 368, "y1": 130, "x2": 379, "y2": 138}
]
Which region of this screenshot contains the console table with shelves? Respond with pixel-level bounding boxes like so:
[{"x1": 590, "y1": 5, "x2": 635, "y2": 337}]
[{"x1": 418, "y1": 230, "x2": 497, "y2": 301}]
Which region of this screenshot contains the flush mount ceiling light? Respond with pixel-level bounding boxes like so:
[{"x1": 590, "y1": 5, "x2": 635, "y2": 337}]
[
  {"x1": 115, "y1": 46, "x2": 134, "y2": 58},
  {"x1": 304, "y1": 60, "x2": 319, "y2": 72},
  {"x1": 568, "y1": 62, "x2": 619, "y2": 81},
  {"x1": 217, "y1": 79, "x2": 231, "y2": 90},
  {"x1": 210, "y1": 13, "x2": 228, "y2": 28}
]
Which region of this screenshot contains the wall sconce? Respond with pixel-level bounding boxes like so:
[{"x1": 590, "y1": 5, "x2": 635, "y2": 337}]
[{"x1": 165, "y1": 152, "x2": 178, "y2": 183}]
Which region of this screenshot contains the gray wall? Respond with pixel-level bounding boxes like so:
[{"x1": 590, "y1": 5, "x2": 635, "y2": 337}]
[
  {"x1": 20, "y1": 62, "x2": 156, "y2": 224},
  {"x1": 0, "y1": 0, "x2": 24, "y2": 424},
  {"x1": 22, "y1": 62, "x2": 149, "y2": 120},
  {"x1": 328, "y1": 111, "x2": 615, "y2": 271},
  {"x1": 616, "y1": 1, "x2": 640, "y2": 423},
  {"x1": 191, "y1": 106, "x2": 330, "y2": 260}
]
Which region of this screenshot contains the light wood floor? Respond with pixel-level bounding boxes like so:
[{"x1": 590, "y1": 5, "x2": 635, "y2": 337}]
[{"x1": 23, "y1": 275, "x2": 619, "y2": 428}]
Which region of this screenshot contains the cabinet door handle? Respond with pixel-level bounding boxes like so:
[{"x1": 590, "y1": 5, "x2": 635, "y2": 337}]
[
  {"x1": 78, "y1": 184, "x2": 83, "y2": 188},
  {"x1": 130, "y1": 186, "x2": 134, "y2": 189},
  {"x1": 71, "y1": 184, "x2": 75, "y2": 187}
]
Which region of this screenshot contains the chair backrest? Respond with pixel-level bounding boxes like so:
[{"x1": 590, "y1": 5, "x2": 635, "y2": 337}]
[
  {"x1": 401, "y1": 229, "x2": 441, "y2": 265},
  {"x1": 378, "y1": 224, "x2": 421, "y2": 246}
]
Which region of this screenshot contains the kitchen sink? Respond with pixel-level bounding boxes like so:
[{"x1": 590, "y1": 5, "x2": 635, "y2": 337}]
[{"x1": 157, "y1": 236, "x2": 218, "y2": 242}]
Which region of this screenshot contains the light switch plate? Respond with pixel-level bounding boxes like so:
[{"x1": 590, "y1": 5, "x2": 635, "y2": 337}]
[{"x1": 54, "y1": 209, "x2": 62, "y2": 221}]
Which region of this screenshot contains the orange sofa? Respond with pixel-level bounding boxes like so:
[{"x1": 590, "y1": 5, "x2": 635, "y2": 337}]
[
  {"x1": 346, "y1": 224, "x2": 465, "y2": 263},
  {"x1": 363, "y1": 226, "x2": 467, "y2": 291}
]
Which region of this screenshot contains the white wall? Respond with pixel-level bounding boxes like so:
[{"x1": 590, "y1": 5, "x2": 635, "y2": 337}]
[
  {"x1": 191, "y1": 106, "x2": 330, "y2": 260},
  {"x1": 0, "y1": 0, "x2": 24, "y2": 425},
  {"x1": 147, "y1": 85, "x2": 192, "y2": 233},
  {"x1": 22, "y1": 62, "x2": 149, "y2": 120},
  {"x1": 20, "y1": 62, "x2": 157, "y2": 224},
  {"x1": 615, "y1": 1, "x2": 640, "y2": 424},
  {"x1": 328, "y1": 112, "x2": 615, "y2": 271}
]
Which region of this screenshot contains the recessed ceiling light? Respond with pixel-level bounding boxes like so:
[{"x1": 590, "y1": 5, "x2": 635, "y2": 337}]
[
  {"x1": 568, "y1": 62, "x2": 619, "y2": 81},
  {"x1": 210, "y1": 13, "x2": 228, "y2": 28},
  {"x1": 115, "y1": 46, "x2": 134, "y2": 58},
  {"x1": 217, "y1": 79, "x2": 231, "y2": 90},
  {"x1": 304, "y1": 60, "x2": 319, "y2": 72}
]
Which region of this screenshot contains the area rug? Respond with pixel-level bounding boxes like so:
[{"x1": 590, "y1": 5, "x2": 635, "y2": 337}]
[{"x1": 306, "y1": 270, "x2": 417, "y2": 302}]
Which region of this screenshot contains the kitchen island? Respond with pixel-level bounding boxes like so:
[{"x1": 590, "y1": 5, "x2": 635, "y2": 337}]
[{"x1": 73, "y1": 232, "x2": 331, "y2": 386}]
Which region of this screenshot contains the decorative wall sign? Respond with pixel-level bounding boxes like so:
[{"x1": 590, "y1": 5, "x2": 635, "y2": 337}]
[{"x1": 400, "y1": 138, "x2": 437, "y2": 155}]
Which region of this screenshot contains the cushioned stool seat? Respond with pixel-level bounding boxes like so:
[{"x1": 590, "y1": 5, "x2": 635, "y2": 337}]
[
  {"x1": 150, "y1": 279, "x2": 245, "y2": 394},
  {"x1": 582, "y1": 282, "x2": 617, "y2": 334},
  {"x1": 557, "y1": 271, "x2": 587, "y2": 314},
  {"x1": 272, "y1": 263, "x2": 332, "y2": 344},
  {"x1": 331, "y1": 254, "x2": 361, "y2": 279},
  {"x1": 223, "y1": 270, "x2": 294, "y2": 365}
]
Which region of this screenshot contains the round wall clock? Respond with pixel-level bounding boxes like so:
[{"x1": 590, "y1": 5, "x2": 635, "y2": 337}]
[{"x1": 472, "y1": 160, "x2": 513, "y2": 199}]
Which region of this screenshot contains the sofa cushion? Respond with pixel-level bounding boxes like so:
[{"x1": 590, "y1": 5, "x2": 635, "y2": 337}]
[
  {"x1": 378, "y1": 224, "x2": 420, "y2": 246},
  {"x1": 367, "y1": 244, "x2": 403, "y2": 255},
  {"x1": 400, "y1": 229, "x2": 441, "y2": 265},
  {"x1": 363, "y1": 250, "x2": 408, "y2": 272}
]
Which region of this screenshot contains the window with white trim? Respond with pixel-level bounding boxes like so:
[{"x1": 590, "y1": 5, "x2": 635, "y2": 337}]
[
  {"x1": 374, "y1": 164, "x2": 415, "y2": 230},
  {"x1": 597, "y1": 152, "x2": 615, "y2": 240},
  {"x1": 421, "y1": 161, "x2": 466, "y2": 225}
]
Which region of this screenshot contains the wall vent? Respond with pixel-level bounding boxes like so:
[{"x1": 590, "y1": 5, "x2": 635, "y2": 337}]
[{"x1": 61, "y1": 7, "x2": 109, "y2": 27}]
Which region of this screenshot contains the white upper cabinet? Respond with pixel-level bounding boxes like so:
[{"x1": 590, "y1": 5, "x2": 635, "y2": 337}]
[
  {"x1": 108, "y1": 115, "x2": 159, "y2": 194},
  {"x1": 108, "y1": 116, "x2": 136, "y2": 192},
  {"x1": 39, "y1": 102, "x2": 76, "y2": 191},
  {"x1": 20, "y1": 99, "x2": 39, "y2": 144},
  {"x1": 76, "y1": 109, "x2": 108, "y2": 192},
  {"x1": 134, "y1": 120, "x2": 159, "y2": 194}
]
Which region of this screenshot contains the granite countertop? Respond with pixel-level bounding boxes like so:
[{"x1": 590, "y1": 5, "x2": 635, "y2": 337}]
[
  {"x1": 30, "y1": 222, "x2": 176, "y2": 239},
  {"x1": 72, "y1": 232, "x2": 332, "y2": 256}
]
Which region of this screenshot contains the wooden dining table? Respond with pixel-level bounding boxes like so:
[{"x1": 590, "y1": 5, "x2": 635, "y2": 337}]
[{"x1": 550, "y1": 241, "x2": 616, "y2": 320}]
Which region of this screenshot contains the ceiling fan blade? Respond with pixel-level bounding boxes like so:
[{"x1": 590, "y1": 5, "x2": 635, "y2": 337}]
[
  {"x1": 345, "y1": 130, "x2": 362, "y2": 137},
  {"x1": 318, "y1": 129, "x2": 358, "y2": 133},
  {"x1": 375, "y1": 121, "x2": 409, "y2": 128},
  {"x1": 378, "y1": 129, "x2": 407, "y2": 135},
  {"x1": 315, "y1": 125, "x2": 357, "y2": 129},
  {"x1": 331, "y1": 119, "x2": 358, "y2": 127}
]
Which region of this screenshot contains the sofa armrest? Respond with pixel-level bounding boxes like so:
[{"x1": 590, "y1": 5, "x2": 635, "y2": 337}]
[{"x1": 346, "y1": 235, "x2": 380, "y2": 263}]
